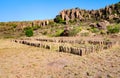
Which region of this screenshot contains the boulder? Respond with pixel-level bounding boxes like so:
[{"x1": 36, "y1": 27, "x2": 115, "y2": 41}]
[
  {"x1": 97, "y1": 20, "x2": 110, "y2": 29},
  {"x1": 89, "y1": 23, "x2": 97, "y2": 28},
  {"x1": 60, "y1": 26, "x2": 69, "y2": 36}
]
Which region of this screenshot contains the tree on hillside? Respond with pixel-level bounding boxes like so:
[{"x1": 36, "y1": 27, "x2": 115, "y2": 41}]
[{"x1": 54, "y1": 15, "x2": 66, "y2": 24}]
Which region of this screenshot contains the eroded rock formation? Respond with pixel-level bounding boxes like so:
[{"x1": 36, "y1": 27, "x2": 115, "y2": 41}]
[{"x1": 55, "y1": 2, "x2": 120, "y2": 23}]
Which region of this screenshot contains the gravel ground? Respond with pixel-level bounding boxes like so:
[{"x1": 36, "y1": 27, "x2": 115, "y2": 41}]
[{"x1": 0, "y1": 39, "x2": 120, "y2": 78}]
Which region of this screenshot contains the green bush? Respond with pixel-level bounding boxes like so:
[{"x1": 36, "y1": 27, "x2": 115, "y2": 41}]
[
  {"x1": 107, "y1": 24, "x2": 120, "y2": 34},
  {"x1": 54, "y1": 15, "x2": 66, "y2": 24},
  {"x1": 115, "y1": 2, "x2": 120, "y2": 9},
  {"x1": 53, "y1": 29, "x2": 64, "y2": 37},
  {"x1": 90, "y1": 27, "x2": 100, "y2": 33},
  {"x1": 25, "y1": 28, "x2": 33, "y2": 37}
]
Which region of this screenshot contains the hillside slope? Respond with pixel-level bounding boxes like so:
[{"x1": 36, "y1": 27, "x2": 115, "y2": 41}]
[{"x1": 0, "y1": 2, "x2": 120, "y2": 38}]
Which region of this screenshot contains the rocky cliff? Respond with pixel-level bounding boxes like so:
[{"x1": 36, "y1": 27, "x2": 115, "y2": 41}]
[{"x1": 55, "y1": 2, "x2": 120, "y2": 23}]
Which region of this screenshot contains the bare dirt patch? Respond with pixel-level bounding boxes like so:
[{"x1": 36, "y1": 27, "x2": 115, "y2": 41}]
[{"x1": 0, "y1": 39, "x2": 120, "y2": 78}]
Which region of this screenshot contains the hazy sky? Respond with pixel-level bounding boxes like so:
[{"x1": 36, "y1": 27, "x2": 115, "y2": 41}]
[{"x1": 0, "y1": 0, "x2": 119, "y2": 22}]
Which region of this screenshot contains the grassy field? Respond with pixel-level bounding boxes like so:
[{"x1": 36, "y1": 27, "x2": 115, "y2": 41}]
[{"x1": 0, "y1": 39, "x2": 120, "y2": 78}]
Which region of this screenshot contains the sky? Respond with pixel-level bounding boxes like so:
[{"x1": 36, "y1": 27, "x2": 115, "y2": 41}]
[{"x1": 0, "y1": 0, "x2": 119, "y2": 22}]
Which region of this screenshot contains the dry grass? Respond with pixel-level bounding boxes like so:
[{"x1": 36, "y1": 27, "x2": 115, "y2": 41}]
[{"x1": 0, "y1": 39, "x2": 120, "y2": 78}]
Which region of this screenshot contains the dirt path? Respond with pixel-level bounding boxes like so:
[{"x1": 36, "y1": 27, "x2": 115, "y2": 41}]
[{"x1": 0, "y1": 39, "x2": 120, "y2": 78}]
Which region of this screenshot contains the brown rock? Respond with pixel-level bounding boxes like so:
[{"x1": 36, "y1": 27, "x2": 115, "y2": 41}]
[
  {"x1": 89, "y1": 23, "x2": 97, "y2": 28},
  {"x1": 97, "y1": 20, "x2": 110, "y2": 29},
  {"x1": 75, "y1": 10, "x2": 80, "y2": 18},
  {"x1": 60, "y1": 11, "x2": 66, "y2": 20},
  {"x1": 64, "y1": 15, "x2": 70, "y2": 21}
]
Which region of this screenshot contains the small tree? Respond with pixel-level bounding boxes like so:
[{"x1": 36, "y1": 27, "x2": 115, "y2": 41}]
[{"x1": 54, "y1": 15, "x2": 66, "y2": 24}]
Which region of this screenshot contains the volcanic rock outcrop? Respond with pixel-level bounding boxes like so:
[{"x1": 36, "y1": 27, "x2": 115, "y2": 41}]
[{"x1": 55, "y1": 2, "x2": 120, "y2": 23}]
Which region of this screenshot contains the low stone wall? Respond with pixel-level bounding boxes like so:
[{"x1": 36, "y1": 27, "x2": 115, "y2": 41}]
[
  {"x1": 35, "y1": 38, "x2": 117, "y2": 45},
  {"x1": 58, "y1": 42, "x2": 114, "y2": 56},
  {"x1": 13, "y1": 40, "x2": 50, "y2": 49},
  {"x1": 13, "y1": 38, "x2": 117, "y2": 56}
]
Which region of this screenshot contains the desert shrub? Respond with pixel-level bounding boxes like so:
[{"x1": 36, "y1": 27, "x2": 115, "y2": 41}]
[
  {"x1": 0, "y1": 22, "x2": 5, "y2": 26},
  {"x1": 49, "y1": 21, "x2": 55, "y2": 26},
  {"x1": 10, "y1": 24, "x2": 17, "y2": 28},
  {"x1": 90, "y1": 27, "x2": 100, "y2": 33},
  {"x1": 100, "y1": 30, "x2": 106, "y2": 35},
  {"x1": 53, "y1": 29, "x2": 64, "y2": 37},
  {"x1": 69, "y1": 19, "x2": 77, "y2": 24},
  {"x1": 24, "y1": 27, "x2": 33, "y2": 37},
  {"x1": 32, "y1": 25, "x2": 41, "y2": 30},
  {"x1": 81, "y1": 32, "x2": 89, "y2": 36},
  {"x1": 69, "y1": 20, "x2": 75, "y2": 24},
  {"x1": 104, "y1": 38, "x2": 110, "y2": 42},
  {"x1": 107, "y1": 24, "x2": 120, "y2": 34},
  {"x1": 69, "y1": 26, "x2": 82, "y2": 36},
  {"x1": 24, "y1": 26, "x2": 32, "y2": 30},
  {"x1": 42, "y1": 31, "x2": 47, "y2": 35}
]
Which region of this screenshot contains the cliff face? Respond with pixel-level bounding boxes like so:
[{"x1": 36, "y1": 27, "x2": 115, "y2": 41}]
[{"x1": 56, "y1": 2, "x2": 120, "y2": 22}]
